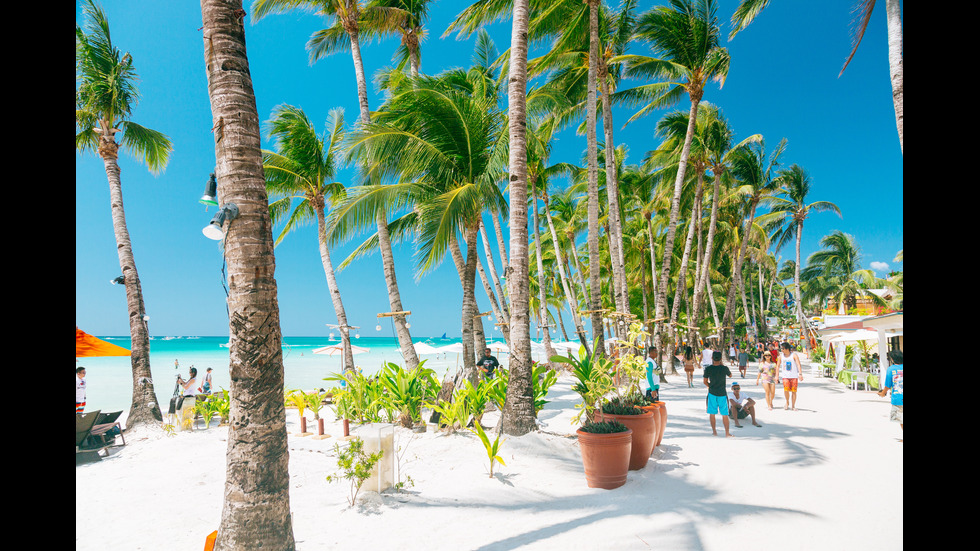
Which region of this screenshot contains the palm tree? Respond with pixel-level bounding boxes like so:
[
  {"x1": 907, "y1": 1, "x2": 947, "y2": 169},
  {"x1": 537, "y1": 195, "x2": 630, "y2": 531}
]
[
  {"x1": 719, "y1": 137, "x2": 786, "y2": 352},
  {"x1": 618, "y1": 0, "x2": 730, "y2": 367},
  {"x1": 199, "y1": 1, "x2": 295, "y2": 548},
  {"x1": 76, "y1": 0, "x2": 172, "y2": 429},
  {"x1": 253, "y1": 0, "x2": 420, "y2": 370},
  {"x1": 730, "y1": 0, "x2": 902, "y2": 154},
  {"x1": 378, "y1": 0, "x2": 432, "y2": 77},
  {"x1": 801, "y1": 230, "x2": 886, "y2": 315},
  {"x1": 263, "y1": 105, "x2": 357, "y2": 372},
  {"x1": 762, "y1": 164, "x2": 841, "y2": 345}
]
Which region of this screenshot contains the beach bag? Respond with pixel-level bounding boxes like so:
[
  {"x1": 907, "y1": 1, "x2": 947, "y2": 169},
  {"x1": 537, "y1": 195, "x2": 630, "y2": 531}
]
[{"x1": 168, "y1": 395, "x2": 185, "y2": 415}]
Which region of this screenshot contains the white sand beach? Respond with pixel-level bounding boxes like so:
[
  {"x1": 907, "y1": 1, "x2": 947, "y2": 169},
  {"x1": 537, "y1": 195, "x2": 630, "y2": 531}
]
[{"x1": 76, "y1": 362, "x2": 903, "y2": 551}]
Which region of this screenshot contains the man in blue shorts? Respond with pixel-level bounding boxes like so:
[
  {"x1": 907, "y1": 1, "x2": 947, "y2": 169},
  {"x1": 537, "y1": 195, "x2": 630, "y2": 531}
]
[{"x1": 703, "y1": 351, "x2": 733, "y2": 437}]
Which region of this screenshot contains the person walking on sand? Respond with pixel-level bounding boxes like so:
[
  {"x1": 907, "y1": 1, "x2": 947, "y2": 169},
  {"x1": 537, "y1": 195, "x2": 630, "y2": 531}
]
[
  {"x1": 76, "y1": 367, "x2": 87, "y2": 413},
  {"x1": 738, "y1": 347, "x2": 749, "y2": 379},
  {"x1": 778, "y1": 342, "x2": 803, "y2": 410},
  {"x1": 729, "y1": 382, "x2": 761, "y2": 427},
  {"x1": 683, "y1": 346, "x2": 696, "y2": 388},
  {"x1": 703, "y1": 351, "x2": 733, "y2": 437},
  {"x1": 756, "y1": 354, "x2": 777, "y2": 410},
  {"x1": 202, "y1": 367, "x2": 213, "y2": 395},
  {"x1": 877, "y1": 349, "x2": 903, "y2": 441}
]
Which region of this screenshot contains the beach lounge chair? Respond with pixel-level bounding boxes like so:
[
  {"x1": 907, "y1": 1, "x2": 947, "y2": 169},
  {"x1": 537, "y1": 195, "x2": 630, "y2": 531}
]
[
  {"x1": 76, "y1": 410, "x2": 109, "y2": 463},
  {"x1": 89, "y1": 410, "x2": 126, "y2": 449}
]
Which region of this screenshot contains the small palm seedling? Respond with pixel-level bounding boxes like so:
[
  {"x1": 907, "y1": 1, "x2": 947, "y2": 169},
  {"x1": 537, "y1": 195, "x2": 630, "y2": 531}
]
[{"x1": 469, "y1": 421, "x2": 506, "y2": 478}]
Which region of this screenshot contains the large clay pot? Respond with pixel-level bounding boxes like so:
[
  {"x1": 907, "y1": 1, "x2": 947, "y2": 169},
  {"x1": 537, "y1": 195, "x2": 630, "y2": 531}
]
[
  {"x1": 576, "y1": 427, "x2": 633, "y2": 489},
  {"x1": 596, "y1": 410, "x2": 656, "y2": 470},
  {"x1": 654, "y1": 401, "x2": 667, "y2": 447},
  {"x1": 639, "y1": 404, "x2": 662, "y2": 452}
]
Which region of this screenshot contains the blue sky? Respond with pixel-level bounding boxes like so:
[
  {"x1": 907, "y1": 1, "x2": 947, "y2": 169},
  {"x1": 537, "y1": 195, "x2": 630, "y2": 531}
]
[{"x1": 76, "y1": 1, "x2": 903, "y2": 338}]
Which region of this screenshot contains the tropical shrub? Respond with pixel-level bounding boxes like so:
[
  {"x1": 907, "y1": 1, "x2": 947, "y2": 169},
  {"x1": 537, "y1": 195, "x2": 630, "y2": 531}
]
[
  {"x1": 324, "y1": 371, "x2": 386, "y2": 423},
  {"x1": 469, "y1": 421, "x2": 505, "y2": 478},
  {"x1": 578, "y1": 420, "x2": 630, "y2": 434},
  {"x1": 376, "y1": 361, "x2": 439, "y2": 428},
  {"x1": 551, "y1": 338, "x2": 614, "y2": 424},
  {"x1": 326, "y1": 437, "x2": 384, "y2": 506}
]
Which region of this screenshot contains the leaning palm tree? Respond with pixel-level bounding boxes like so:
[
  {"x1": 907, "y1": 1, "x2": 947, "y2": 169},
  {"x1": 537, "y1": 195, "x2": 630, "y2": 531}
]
[
  {"x1": 761, "y1": 164, "x2": 841, "y2": 346},
  {"x1": 730, "y1": 0, "x2": 902, "y2": 154},
  {"x1": 76, "y1": 0, "x2": 172, "y2": 430},
  {"x1": 199, "y1": 0, "x2": 295, "y2": 548},
  {"x1": 719, "y1": 137, "x2": 786, "y2": 353},
  {"x1": 801, "y1": 230, "x2": 886, "y2": 314},
  {"x1": 263, "y1": 105, "x2": 356, "y2": 372},
  {"x1": 252, "y1": 0, "x2": 420, "y2": 370},
  {"x1": 617, "y1": 0, "x2": 730, "y2": 367}
]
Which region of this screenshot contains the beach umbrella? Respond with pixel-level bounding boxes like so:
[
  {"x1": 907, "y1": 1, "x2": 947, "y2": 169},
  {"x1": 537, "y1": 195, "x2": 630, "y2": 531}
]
[
  {"x1": 76, "y1": 327, "x2": 131, "y2": 357},
  {"x1": 413, "y1": 342, "x2": 443, "y2": 355},
  {"x1": 313, "y1": 344, "x2": 370, "y2": 356},
  {"x1": 435, "y1": 343, "x2": 465, "y2": 354},
  {"x1": 487, "y1": 341, "x2": 509, "y2": 354}
]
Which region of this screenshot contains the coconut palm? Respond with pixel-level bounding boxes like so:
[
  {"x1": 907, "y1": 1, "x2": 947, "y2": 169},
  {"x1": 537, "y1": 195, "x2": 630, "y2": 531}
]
[
  {"x1": 800, "y1": 230, "x2": 886, "y2": 314},
  {"x1": 729, "y1": 0, "x2": 902, "y2": 154},
  {"x1": 719, "y1": 137, "x2": 786, "y2": 353},
  {"x1": 75, "y1": 0, "x2": 172, "y2": 429},
  {"x1": 199, "y1": 1, "x2": 295, "y2": 548},
  {"x1": 262, "y1": 105, "x2": 357, "y2": 372},
  {"x1": 253, "y1": 0, "x2": 421, "y2": 370},
  {"x1": 617, "y1": 0, "x2": 730, "y2": 365},
  {"x1": 761, "y1": 164, "x2": 841, "y2": 345},
  {"x1": 378, "y1": 0, "x2": 432, "y2": 77},
  {"x1": 342, "y1": 68, "x2": 508, "y2": 383}
]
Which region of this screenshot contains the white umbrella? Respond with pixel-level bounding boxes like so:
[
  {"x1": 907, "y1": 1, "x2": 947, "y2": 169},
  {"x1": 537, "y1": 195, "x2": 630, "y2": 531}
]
[
  {"x1": 413, "y1": 342, "x2": 442, "y2": 355},
  {"x1": 487, "y1": 341, "x2": 509, "y2": 353},
  {"x1": 436, "y1": 343, "x2": 465, "y2": 354}
]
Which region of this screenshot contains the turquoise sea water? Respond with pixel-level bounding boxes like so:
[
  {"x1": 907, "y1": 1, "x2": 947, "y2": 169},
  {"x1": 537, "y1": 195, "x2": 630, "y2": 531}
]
[{"x1": 77, "y1": 335, "x2": 522, "y2": 417}]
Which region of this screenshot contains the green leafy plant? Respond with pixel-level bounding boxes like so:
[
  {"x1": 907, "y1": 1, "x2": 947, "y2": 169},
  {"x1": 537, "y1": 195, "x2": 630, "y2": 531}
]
[
  {"x1": 428, "y1": 390, "x2": 473, "y2": 433},
  {"x1": 487, "y1": 362, "x2": 558, "y2": 414},
  {"x1": 326, "y1": 437, "x2": 385, "y2": 507},
  {"x1": 324, "y1": 371, "x2": 385, "y2": 423},
  {"x1": 551, "y1": 338, "x2": 614, "y2": 424},
  {"x1": 304, "y1": 389, "x2": 328, "y2": 421},
  {"x1": 469, "y1": 421, "x2": 506, "y2": 478},
  {"x1": 610, "y1": 322, "x2": 652, "y2": 398},
  {"x1": 285, "y1": 388, "x2": 308, "y2": 421},
  {"x1": 377, "y1": 361, "x2": 439, "y2": 428},
  {"x1": 579, "y1": 420, "x2": 630, "y2": 434}
]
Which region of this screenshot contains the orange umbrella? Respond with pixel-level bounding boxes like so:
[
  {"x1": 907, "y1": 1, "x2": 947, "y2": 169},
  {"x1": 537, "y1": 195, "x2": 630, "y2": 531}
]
[{"x1": 76, "y1": 327, "x2": 131, "y2": 357}]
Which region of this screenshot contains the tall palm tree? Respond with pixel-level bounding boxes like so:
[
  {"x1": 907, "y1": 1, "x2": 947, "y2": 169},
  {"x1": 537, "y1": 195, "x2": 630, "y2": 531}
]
[
  {"x1": 730, "y1": 0, "x2": 902, "y2": 154},
  {"x1": 253, "y1": 0, "x2": 420, "y2": 370},
  {"x1": 199, "y1": 1, "x2": 295, "y2": 548},
  {"x1": 800, "y1": 230, "x2": 885, "y2": 315},
  {"x1": 761, "y1": 164, "x2": 841, "y2": 345},
  {"x1": 719, "y1": 137, "x2": 786, "y2": 352},
  {"x1": 263, "y1": 105, "x2": 357, "y2": 372},
  {"x1": 619, "y1": 0, "x2": 730, "y2": 366},
  {"x1": 76, "y1": 0, "x2": 172, "y2": 429},
  {"x1": 379, "y1": 0, "x2": 432, "y2": 77}
]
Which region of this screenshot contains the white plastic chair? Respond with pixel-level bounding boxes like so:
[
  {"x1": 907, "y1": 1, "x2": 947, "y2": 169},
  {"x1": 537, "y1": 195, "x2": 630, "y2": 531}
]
[{"x1": 851, "y1": 371, "x2": 870, "y2": 391}]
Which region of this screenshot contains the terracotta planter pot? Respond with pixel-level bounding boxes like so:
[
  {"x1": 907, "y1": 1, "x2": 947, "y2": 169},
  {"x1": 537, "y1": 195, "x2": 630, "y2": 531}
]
[
  {"x1": 654, "y1": 401, "x2": 667, "y2": 447},
  {"x1": 576, "y1": 427, "x2": 632, "y2": 489},
  {"x1": 596, "y1": 410, "x2": 656, "y2": 470},
  {"x1": 639, "y1": 404, "x2": 661, "y2": 453}
]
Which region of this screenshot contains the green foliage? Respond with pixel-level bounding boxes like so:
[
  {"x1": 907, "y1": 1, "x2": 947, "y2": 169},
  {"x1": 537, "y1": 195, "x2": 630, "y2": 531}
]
[
  {"x1": 304, "y1": 389, "x2": 328, "y2": 420},
  {"x1": 610, "y1": 322, "x2": 651, "y2": 398},
  {"x1": 486, "y1": 362, "x2": 557, "y2": 414},
  {"x1": 194, "y1": 390, "x2": 230, "y2": 428},
  {"x1": 428, "y1": 390, "x2": 473, "y2": 433},
  {"x1": 285, "y1": 388, "x2": 309, "y2": 420},
  {"x1": 551, "y1": 338, "x2": 614, "y2": 424},
  {"x1": 469, "y1": 421, "x2": 506, "y2": 478},
  {"x1": 324, "y1": 371, "x2": 386, "y2": 423},
  {"x1": 326, "y1": 437, "x2": 385, "y2": 507},
  {"x1": 600, "y1": 399, "x2": 643, "y2": 416},
  {"x1": 579, "y1": 420, "x2": 630, "y2": 434},
  {"x1": 377, "y1": 361, "x2": 439, "y2": 427}
]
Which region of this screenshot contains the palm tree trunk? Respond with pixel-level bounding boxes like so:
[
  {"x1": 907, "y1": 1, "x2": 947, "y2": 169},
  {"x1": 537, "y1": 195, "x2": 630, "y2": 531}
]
[
  {"x1": 885, "y1": 0, "x2": 902, "y2": 154},
  {"x1": 668, "y1": 174, "x2": 703, "y2": 367},
  {"x1": 692, "y1": 173, "x2": 721, "y2": 344},
  {"x1": 101, "y1": 151, "x2": 161, "y2": 429},
  {"x1": 721, "y1": 202, "x2": 758, "y2": 354},
  {"x1": 794, "y1": 220, "x2": 805, "y2": 341},
  {"x1": 491, "y1": 211, "x2": 509, "y2": 282},
  {"x1": 462, "y1": 224, "x2": 481, "y2": 384},
  {"x1": 377, "y1": 209, "x2": 420, "y2": 369},
  {"x1": 543, "y1": 191, "x2": 591, "y2": 352},
  {"x1": 316, "y1": 204, "x2": 354, "y2": 372},
  {"x1": 348, "y1": 10, "x2": 418, "y2": 370},
  {"x1": 502, "y1": 0, "x2": 536, "y2": 436},
  {"x1": 586, "y1": 0, "x2": 605, "y2": 357},
  {"x1": 199, "y1": 3, "x2": 295, "y2": 548},
  {"x1": 480, "y1": 220, "x2": 510, "y2": 318},
  {"x1": 601, "y1": 74, "x2": 628, "y2": 320},
  {"x1": 532, "y1": 179, "x2": 557, "y2": 363}
]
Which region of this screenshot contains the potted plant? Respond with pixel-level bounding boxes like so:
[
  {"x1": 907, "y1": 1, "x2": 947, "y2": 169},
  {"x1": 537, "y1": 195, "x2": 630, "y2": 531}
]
[
  {"x1": 576, "y1": 420, "x2": 632, "y2": 489},
  {"x1": 595, "y1": 398, "x2": 656, "y2": 470},
  {"x1": 551, "y1": 339, "x2": 614, "y2": 423}
]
